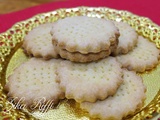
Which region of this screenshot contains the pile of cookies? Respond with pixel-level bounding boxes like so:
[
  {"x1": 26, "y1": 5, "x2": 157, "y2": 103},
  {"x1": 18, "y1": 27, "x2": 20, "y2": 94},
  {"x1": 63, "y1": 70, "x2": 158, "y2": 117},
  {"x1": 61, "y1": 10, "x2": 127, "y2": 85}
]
[
  {"x1": 5, "y1": 16, "x2": 160, "y2": 120},
  {"x1": 51, "y1": 16, "x2": 120, "y2": 62}
]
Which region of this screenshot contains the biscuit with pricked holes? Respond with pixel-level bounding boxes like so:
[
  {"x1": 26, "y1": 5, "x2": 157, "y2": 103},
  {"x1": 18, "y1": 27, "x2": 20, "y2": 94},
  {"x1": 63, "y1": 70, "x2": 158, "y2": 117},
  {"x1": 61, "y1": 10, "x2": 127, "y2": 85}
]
[
  {"x1": 51, "y1": 16, "x2": 119, "y2": 54},
  {"x1": 117, "y1": 36, "x2": 160, "y2": 72},
  {"x1": 112, "y1": 21, "x2": 138, "y2": 55},
  {"x1": 80, "y1": 69, "x2": 146, "y2": 120},
  {"x1": 5, "y1": 58, "x2": 64, "y2": 109},
  {"x1": 23, "y1": 23, "x2": 59, "y2": 59},
  {"x1": 56, "y1": 57, "x2": 123, "y2": 103}
]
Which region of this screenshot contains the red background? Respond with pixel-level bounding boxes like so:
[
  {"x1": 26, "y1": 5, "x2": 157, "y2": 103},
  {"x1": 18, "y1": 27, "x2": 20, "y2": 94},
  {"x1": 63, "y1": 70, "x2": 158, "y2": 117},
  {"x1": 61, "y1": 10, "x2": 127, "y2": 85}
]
[{"x1": 0, "y1": 0, "x2": 159, "y2": 33}]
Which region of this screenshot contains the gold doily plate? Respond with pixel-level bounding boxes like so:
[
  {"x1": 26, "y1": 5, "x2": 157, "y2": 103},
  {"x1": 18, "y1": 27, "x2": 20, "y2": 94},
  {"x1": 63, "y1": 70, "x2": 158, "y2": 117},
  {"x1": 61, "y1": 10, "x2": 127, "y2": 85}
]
[{"x1": 0, "y1": 7, "x2": 160, "y2": 120}]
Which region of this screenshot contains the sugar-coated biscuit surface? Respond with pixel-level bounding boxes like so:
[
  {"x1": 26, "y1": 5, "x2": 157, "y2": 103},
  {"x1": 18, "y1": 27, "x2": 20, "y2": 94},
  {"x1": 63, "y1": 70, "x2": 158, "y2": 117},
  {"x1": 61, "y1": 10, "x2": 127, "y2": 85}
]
[
  {"x1": 57, "y1": 57, "x2": 123, "y2": 103},
  {"x1": 80, "y1": 69, "x2": 146, "y2": 120},
  {"x1": 113, "y1": 21, "x2": 138, "y2": 55},
  {"x1": 117, "y1": 36, "x2": 160, "y2": 72},
  {"x1": 51, "y1": 16, "x2": 119, "y2": 54},
  {"x1": 23, "y1": 23, "x2": 59, "y2": 59},
  {"x1": 5, "y1": 58, "x2": 64, "y2": 107}
]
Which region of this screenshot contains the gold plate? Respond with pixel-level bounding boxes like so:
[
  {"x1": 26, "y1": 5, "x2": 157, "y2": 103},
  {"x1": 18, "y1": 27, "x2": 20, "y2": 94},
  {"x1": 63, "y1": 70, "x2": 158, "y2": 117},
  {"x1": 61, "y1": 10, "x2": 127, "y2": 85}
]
[{"x1": 0, "y1": 7, "x2": 160, "y2": 120}]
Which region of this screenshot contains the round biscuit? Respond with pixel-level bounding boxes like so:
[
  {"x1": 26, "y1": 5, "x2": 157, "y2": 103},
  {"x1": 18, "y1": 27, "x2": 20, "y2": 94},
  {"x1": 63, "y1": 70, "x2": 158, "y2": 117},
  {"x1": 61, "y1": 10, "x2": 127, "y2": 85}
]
[
  {"x1": 80, "y1": 69, "x2": 146, "y2": 120},
  {"x1": 117, "y1": 36, "x2": 160, "y2": 72},
  {"x1": 51, "y1": 16, "x2": 119, "y2": 54},
  {"x1": 5, "y1": 58, "x2": 64, "y2": 108},
  {"x1": 56, "y1": 46, "x2": 111, "y2": 63},
  {"x1": 23, "y1": 23, "x2": 59, "y2": 59},
  {"x1": 57, "y1": 57, "x2": 123, "y2": 103},
  {"x1": 112, "y1": 21, "x2": 138, "y2": 55}
]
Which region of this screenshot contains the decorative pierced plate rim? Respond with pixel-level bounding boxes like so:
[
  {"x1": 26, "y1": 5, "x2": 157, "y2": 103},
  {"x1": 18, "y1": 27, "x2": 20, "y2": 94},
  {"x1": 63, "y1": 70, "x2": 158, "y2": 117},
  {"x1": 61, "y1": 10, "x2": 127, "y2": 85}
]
[{"x1": 0, "y1": 6, "x2": 160, "y2": 120}]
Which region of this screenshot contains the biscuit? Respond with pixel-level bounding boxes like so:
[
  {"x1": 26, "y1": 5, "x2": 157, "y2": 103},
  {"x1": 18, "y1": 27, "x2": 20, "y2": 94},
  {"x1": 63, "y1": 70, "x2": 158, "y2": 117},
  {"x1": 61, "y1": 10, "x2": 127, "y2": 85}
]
[
  {"x1": 23, "y1": 23, "x2": 59, "y2": 59},
  {"x1": 56, "y1": 46, "x2": 112, "y2": 63},
  {"x1": 5, "y1": 58, "x2": 64, "y2": 109},
  {"x1": 56, "y1": 57, "x2": 123, "y2": 103},
  {"x1": 56, "y1": 39, "x2": 118, "y2": 62},
  {"x1": 112, "y1": 21, "x2": 138, "y2": 55},
  {"x1": 80, "y1": 69, "x2": 146, "y2": 120},
  {"x1": 51, "y1": 16, "x2": 119, "y2": 54},
  {"x1": 57, "y1": 47, "x2": 110, "y2": 62},
  {"x1": 117, "y1": 36, "x2": 160, "y2": 72}
]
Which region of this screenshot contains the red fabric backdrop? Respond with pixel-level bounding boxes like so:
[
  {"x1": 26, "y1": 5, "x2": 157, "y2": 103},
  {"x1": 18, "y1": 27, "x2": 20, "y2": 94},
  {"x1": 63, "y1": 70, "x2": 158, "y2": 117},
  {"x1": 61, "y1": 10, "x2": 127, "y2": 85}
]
[{"x1": 0, "y1": 0, "x2": 159, "y2": 33}]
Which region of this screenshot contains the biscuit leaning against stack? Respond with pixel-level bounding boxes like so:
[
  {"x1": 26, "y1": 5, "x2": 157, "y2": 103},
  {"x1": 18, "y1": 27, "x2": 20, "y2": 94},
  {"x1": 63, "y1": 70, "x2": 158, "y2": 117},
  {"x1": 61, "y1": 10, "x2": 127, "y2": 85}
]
[
  {"x1": 5, "y1": 15, "x2": 160, "y2": 120},
  {"x1": 112, "y1": 21, "x2": 138, "y2": 55},
  {"x1": 23, "y1": 23, "x2": 59, "y2": 59}
]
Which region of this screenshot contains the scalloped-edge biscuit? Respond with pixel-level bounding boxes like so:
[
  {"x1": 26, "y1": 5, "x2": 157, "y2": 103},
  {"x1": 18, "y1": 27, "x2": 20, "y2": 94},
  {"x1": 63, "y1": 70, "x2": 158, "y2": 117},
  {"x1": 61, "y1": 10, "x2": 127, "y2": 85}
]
[
  {"x1": 51, "y1": 16, "x2": 119, "y2": 54},
  {"x1": 56, "y1": 39, "x2": 118, "y2": 62},
  {"x1": 117, "y1": 36, "x2": 160, "y2": 72},
  {"x1": 57, "y1": 47, "x2": 110, "y2": 62},
  {"x1": 112, "y1": 21, "x2": 138, "y2": 55},
  {"x1": 23, "y1": 23, "x2": 59, "y2": 59},
  {"x1": 80, "y1": 69, "x2": 146, "y2": 120},
  {"x1": 5, "y1": 58, "x2": 64, "y2": 109},
  {"x1": 56, "y1": 57, "x2": 123, "y2": 103},
  {"x1": 55, "y1": 38, "x2": 118, "y2": 62}
]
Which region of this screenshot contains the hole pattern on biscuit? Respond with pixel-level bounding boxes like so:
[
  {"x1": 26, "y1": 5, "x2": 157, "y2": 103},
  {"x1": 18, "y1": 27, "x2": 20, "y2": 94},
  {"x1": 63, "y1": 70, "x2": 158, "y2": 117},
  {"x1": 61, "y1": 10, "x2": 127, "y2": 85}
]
[
  {"x1": 23, "y1": 23, "x2": 59, "y2": 59},
  {"x1": 80, "y1": 70, "x2": 146, "y2": 120},
  {"x1": 58, "y1": 57, "x2": 123, "y2": 102},
  {"x1": 6, "y1": 58, "x2": 63, "y2": 107},
  {"x1": 117, "y1": 36, "x2": 160, "y2": 72},
  {"x1": 52, "y1": 16, "x2": 119, "y2": 53}
]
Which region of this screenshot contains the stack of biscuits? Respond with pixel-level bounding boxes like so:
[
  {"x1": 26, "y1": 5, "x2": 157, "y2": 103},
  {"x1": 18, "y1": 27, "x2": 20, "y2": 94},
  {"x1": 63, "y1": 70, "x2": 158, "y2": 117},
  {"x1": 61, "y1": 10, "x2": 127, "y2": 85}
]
[
  {"x1": 5, "y1": 16, "x2": 160, "y2": 120},
  {"x1": 51, "y1": 16, "x2": 120, "y2": 62}
]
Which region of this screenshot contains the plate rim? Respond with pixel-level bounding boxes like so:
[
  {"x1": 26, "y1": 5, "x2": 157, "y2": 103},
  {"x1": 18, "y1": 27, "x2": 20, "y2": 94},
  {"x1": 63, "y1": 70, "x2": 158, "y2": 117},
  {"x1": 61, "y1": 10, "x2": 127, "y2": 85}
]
[{"x1": 0, "y1": 6, "x2": 160, "y2": 120}]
